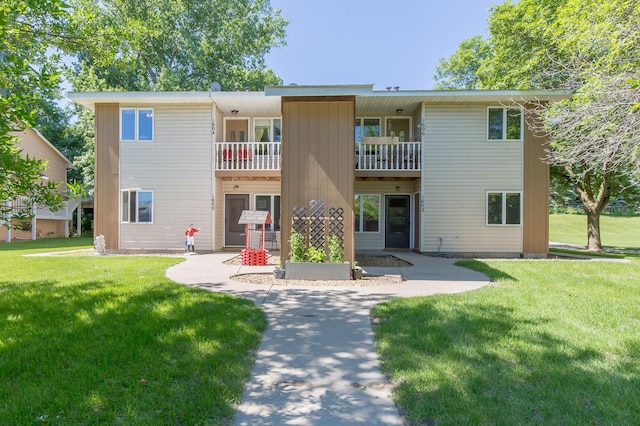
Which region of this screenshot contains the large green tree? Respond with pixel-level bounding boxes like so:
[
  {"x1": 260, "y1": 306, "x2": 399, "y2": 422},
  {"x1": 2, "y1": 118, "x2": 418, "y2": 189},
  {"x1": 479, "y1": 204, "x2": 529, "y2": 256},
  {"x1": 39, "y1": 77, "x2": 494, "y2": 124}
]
[
  {"x1": 69, "y1": 0, "x2": 288, "y2": 91},
  {"x1": 0, "y1": 0, "x2": 72, "y2": 224},
  {"x1": 434, "y1": 0, "x2": 640, "y2": 251}
]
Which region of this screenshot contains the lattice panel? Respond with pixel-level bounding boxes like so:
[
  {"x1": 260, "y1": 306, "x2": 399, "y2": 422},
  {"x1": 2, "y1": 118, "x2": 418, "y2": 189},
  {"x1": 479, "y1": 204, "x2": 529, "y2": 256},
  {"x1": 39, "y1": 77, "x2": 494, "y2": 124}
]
[
  {"x1": 328, "y1": 207, "x2": 345, "y2": 250},
  {"x1": 309, "y1": 199, "x2": 326, "y2": 249},
  {"x1": 291, "y1": 207, "x2": 308, "y2": 236}
]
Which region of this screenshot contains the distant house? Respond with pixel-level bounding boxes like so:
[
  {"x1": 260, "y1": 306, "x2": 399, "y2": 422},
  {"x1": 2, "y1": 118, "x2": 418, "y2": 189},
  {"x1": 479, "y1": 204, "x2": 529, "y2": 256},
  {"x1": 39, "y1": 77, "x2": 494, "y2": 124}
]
[
  {"x1": 1, "y1": 129, "x2": 78, "y2": 242},
  {"x1": 69, "y1": 85, "x2": 571, "y2": 259}
]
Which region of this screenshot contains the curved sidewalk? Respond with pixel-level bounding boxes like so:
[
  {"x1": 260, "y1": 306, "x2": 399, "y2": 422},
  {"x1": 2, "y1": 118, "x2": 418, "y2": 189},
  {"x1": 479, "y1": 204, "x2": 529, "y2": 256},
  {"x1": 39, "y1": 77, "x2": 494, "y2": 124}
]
[{"x1": 166, "y1": 252, "x2": 490, "y2": 425}]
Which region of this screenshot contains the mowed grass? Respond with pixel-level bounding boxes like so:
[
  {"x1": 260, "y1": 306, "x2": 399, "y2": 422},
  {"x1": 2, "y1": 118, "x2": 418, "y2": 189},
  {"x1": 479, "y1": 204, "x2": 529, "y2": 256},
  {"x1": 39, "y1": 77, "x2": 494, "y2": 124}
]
[
  {"x1": 0, "y1": 238, "x2": 266, "y2": 425},
  {"x1": 372, "y1": 259, "x2": 640, "y2": 425},
  {"x1": 550, "y1": 213, "x2": 640, "y2": 250}
]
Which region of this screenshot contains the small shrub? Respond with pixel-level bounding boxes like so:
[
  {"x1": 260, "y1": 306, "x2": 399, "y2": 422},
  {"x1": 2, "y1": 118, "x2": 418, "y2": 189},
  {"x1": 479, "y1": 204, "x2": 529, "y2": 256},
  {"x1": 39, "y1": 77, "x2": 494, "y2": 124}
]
[
  {"x1": 307, "y1": 246, "x2": 326, "y2": 263},
  {"x1": 328, "y1": 235, "x2": 343, "y2": 263},
  {"x1": 289, "y1": 231, "x2": 306, "y2": 262}
]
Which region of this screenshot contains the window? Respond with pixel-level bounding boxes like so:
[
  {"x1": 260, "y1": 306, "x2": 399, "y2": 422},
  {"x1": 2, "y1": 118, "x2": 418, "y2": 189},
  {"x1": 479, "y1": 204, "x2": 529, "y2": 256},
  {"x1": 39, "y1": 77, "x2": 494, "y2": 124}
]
[
  {"x1": 487, "y1": 107, "x2": 522, "y2": 140},
  {"x1": 355, "y1": 118, "x2": 381, "y2": 142},
  {"x1": 121, "y1": 108, "x2": 153, "y2": 141},
  {"x1": 255, "y1": 195, "x2": 280, "y2": 231},
  {"x1": 487, "y1": 192, "x2": 521, "y2": 225},
  {"x1": 355, "y1": 194, "x2": 380, "y2": 232},
  {"x1": 121, "y1": 190, "x2": 153, "y2": 223},
  {"x1": 254, "y1": 118, "x2": 281, "y2": 142}
]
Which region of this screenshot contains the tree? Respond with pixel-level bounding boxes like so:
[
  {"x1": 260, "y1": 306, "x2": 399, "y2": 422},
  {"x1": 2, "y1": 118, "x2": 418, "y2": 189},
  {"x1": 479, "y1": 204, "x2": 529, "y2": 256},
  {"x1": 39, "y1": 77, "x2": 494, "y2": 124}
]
[
  {"x1": 434, "y1": 0, "x2": 640, "y2": 251},
  {"x1": 69, "y1": 0, "x2": 288, "y2": 91},
  {"x1": 0, "y1": 0, "x2": 72, "y2": 225}
]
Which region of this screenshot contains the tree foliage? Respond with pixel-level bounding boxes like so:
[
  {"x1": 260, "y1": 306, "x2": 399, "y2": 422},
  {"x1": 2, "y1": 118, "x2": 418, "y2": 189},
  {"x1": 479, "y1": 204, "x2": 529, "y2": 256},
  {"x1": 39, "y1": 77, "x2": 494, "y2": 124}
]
[
  {"x1": 434, "y1": 0, "x2": 640, "y2": 251},
  {"x1": 0, "y1": 0, "x2": 72, "y2": 222},
  {"x1": 69, "y1": 0, "x2": 288, "y2": 91}
]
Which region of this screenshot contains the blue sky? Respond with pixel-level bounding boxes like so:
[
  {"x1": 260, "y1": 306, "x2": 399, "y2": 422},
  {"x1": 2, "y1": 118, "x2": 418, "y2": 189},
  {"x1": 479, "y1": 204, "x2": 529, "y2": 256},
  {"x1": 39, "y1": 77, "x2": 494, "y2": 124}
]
[{"x1": 265, "y1": 0, "x2": 497, "y2": 90}]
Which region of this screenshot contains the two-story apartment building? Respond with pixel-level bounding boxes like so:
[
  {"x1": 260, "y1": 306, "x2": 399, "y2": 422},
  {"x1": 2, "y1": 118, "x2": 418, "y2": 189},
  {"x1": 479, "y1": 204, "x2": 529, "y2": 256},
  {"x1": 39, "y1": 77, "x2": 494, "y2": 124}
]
[{"x1": 69, "y1": 85, "x2": 570, "y2": 261}]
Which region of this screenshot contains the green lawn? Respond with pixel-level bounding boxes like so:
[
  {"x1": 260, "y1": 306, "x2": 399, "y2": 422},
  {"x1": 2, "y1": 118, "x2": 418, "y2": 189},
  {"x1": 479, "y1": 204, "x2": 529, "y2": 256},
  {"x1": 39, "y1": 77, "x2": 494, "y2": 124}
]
[
  {"x1": 372, "y1": 259, "x2": 640, "y2": 425},
  {"x1": 0, "y1": 238, "x2": 266, "y2": 425},
  {"x1": 550, "y1": 213, "x2": 640, "y2": 250}
]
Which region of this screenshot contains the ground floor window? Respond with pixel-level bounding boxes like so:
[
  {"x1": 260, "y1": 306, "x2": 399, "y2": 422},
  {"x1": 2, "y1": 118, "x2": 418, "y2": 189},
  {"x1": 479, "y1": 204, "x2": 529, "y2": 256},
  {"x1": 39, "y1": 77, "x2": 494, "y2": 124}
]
[
  {"x1": 487, "y1": 191, "x2": 521, "y2": 225},
  {"x1": 355, "y1": 194, "x2": 380, "y2": 232},
  {"x1": 255, "y1": 194, "x2": 280, "y2": 231},
  {"x1": 121, "y1": 190, "x2": 153, "y2": 223}
]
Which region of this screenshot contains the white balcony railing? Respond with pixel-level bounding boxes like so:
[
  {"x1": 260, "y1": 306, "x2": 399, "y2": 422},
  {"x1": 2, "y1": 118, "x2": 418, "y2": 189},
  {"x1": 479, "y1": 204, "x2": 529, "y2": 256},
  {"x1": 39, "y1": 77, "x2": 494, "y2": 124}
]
[
  {"x1": 6, "y1": 196, "x2": 81, "y2": 221},
  {"x1": 215, "y1": 142, "x2": 281, "y2": 170},
  {"x1": 214, "y1": 141, "x2": 421, "y2": 172},
  {"x1": 355, "y1": 141, "x2": 421, "y2": 171}
]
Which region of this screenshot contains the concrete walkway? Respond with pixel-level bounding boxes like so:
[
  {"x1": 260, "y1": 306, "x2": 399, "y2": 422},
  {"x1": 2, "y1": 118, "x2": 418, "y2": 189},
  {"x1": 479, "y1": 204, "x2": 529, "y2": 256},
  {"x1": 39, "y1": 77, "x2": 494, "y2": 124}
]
[{"x1": 166, "y1": 252, "x2": 490, "y2": 425}]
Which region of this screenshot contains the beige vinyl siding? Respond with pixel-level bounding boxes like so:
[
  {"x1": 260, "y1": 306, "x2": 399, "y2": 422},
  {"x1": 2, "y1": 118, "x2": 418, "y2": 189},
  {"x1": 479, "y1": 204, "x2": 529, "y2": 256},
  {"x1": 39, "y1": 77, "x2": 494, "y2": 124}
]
[
  {"x1": 119, "y1": 104, "x2": 214, "y2": 250},
  {"x1": 421, "y1": 104, "x2": 523, "y2": 254}
]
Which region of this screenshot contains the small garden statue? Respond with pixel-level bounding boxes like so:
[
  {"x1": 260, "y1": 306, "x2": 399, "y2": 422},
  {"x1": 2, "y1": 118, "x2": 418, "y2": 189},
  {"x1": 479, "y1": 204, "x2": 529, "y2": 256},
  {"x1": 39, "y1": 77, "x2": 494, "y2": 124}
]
[{"x1": 94, "y1": 234, "x2": 106, "y2": 255}]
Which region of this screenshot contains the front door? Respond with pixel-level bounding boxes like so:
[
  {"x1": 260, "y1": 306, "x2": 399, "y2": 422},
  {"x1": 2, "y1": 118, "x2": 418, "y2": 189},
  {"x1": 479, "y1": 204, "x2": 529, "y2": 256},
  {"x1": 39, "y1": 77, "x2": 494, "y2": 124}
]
[
  {"x1": 225, "y1": 194, "x2": 249, "y2": 246},
  {"x1": 385, "y1": 195, "x2": 410, "y2": 249}
]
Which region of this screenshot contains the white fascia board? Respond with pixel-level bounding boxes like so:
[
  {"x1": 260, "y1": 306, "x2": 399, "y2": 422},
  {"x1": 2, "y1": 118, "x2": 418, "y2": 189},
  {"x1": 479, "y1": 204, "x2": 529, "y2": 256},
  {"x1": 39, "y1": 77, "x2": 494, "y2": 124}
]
[{"x1": 265, "y1": 84, "x2": 374, "y2": 97}]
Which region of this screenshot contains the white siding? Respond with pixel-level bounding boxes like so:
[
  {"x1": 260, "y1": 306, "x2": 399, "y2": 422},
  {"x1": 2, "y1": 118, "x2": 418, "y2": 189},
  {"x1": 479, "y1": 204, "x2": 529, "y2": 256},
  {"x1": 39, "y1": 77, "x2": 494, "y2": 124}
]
[
  {"x1": 421, "y1": 104, "x2": 523, "y2": 255},
  {"x1": 120, "y1": 104, "x2": 214, "y2": 250}
]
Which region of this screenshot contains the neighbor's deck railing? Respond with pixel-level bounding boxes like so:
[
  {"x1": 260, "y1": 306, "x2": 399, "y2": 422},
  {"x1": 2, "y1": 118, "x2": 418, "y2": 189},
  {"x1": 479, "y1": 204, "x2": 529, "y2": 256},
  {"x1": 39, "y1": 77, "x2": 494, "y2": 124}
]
[
  {"x1": 214, "y1": 141, "x2": 421, "y2": 171},
  {"x1": 215, "y1": 142, "x2": 281, "y2": 170},
  {"x1": 355, "y1": 141, "x2": 421, "y2": 171}
]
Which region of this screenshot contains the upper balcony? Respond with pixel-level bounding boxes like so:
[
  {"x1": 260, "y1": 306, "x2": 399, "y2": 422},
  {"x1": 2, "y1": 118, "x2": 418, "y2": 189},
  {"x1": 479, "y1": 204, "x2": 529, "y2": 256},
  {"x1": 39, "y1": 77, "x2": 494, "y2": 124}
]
[{"x1": 214, "y1": 141, "x2": 421, "y2": 176}]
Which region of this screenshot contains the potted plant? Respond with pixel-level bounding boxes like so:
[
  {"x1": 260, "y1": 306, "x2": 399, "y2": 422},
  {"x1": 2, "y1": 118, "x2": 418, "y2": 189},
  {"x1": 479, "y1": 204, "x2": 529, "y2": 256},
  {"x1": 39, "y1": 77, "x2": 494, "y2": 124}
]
[
  {"x1": 352, "y1": 260, "x2": 363, "y2": 280},
  {"x1": 285, "y1": 230, "x2": 351, "y2": 280},
  {"x1": 273, "y1": 263, "x2": 285, "y2": 279}
]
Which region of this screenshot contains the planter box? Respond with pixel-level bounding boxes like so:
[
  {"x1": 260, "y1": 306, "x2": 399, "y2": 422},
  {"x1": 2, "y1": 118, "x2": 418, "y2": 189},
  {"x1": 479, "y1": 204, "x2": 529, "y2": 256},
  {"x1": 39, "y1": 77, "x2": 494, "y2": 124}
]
[{"x1": 285, "y1": 261, "x2": 351, "y2": 281}]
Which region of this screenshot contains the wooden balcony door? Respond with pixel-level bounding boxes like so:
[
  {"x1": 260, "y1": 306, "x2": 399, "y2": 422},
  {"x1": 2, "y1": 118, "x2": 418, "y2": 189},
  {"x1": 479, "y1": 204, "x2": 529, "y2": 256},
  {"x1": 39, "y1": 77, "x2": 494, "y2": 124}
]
[{"x1": 387, "y1": 118, "x2": 411, "y2": 142}]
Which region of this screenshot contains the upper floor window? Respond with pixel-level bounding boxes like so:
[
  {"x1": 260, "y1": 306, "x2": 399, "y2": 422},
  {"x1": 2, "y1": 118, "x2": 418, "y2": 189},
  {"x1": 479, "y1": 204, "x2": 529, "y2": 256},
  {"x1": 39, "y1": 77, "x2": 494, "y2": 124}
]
[
  {"x1": 487, "y1": 191, "x2": 521, "y2": 225},
  {"x1": 487, "y1": 107, "x2": 522, "y2": 141},
  {"x1": 254, "y1": 118, "x2": 281, "y2": 142},
  {"x1": 355, "y1": 118, "x2": 381, "y2": 142},
  {"x1": 121, "y1": 189, "x2": 153, "y2": 223},
  {"x1": 121, "y1": 108, "x2": 153, "y2": 141}
]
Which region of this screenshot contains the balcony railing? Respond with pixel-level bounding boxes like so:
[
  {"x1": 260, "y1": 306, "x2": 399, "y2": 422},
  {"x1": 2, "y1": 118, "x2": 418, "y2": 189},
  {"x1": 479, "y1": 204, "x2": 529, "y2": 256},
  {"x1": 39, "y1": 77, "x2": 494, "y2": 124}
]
[
  {"x1": 215, "y1": 142, "x2": 281, "y2": 170},
  {"x1": 7, "y1": 196, "x2": 81, "y2": 220},
  {"x1": 355, "y1": 141, "x2": 421, "y2": 171},
  {"x1": 214, "y1": 141, "x2": 421, "y2": 172}
]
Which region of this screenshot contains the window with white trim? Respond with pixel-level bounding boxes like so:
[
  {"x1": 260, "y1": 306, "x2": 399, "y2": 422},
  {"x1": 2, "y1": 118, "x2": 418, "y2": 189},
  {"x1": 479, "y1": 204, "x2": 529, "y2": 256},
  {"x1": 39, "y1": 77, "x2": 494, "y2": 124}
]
[
  {"x1": 254, "y1": 118, "x2": 281, "y2": 142},
  {"x1": 487, "y1": 107, "x2": 522, "y2": 141},
  {"x1": 255, "y1": 194, "x2": 280, "y2": 231},
  {"x1": 355, "y1": 194, "x2": 380, "y2": 232},
  {"x1": 487, "y1": 191, "x2": 521, "y2": 225},
  {"x1": 121, "y1": 190, "x2": 153, "y2": 223},
  {"x1": 355, "y1": 118, "x2": 381, "y2": 142},
  {"x1": 121, "y1": 108, "x2": 154, "y2": 141}
]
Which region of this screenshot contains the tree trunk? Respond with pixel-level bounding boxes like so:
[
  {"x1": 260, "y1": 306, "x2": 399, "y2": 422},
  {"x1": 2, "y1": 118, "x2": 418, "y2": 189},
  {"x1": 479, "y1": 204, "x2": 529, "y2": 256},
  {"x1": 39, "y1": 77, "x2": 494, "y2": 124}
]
[
  {"x1": 564, "y1": 166, "x2": 610, "y2": 252},
  {"x1": 585, "y1": 209, "x2": 603, "y2": 251}
]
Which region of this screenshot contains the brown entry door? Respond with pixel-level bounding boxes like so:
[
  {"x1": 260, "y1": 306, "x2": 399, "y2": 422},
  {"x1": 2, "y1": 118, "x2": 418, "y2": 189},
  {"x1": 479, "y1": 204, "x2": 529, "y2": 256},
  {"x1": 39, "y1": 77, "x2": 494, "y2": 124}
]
[
  {"x1": 385, "y1": 195, "x2": 411, "y2": 249},
  {"x1": 225, "y1": 194, "x2": 249, "y2": 246},
  {"x1": 225, "y1": 119, "x2": 248, "y2": 142}
]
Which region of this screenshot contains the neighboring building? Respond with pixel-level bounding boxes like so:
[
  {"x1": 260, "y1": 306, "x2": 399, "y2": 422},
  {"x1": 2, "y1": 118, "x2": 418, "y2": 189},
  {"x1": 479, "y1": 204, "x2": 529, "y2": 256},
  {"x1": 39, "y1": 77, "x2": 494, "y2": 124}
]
[
  {"x1": 69, "y1": 85, "x2": 571, "y2": 260},
  {"x1": 1, "y1": 129, "x2": 77, "y2": 241}
]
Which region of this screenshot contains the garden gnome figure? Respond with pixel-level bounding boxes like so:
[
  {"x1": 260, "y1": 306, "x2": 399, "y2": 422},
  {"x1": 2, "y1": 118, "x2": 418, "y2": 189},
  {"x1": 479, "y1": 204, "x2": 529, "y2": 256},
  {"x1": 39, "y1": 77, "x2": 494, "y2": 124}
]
[
  {"x1": 185, "y1": 224, "x2": 200, "y2": 254},
  {"x1": 94, "y1": 234, "x2": 106, "y2": 255}
]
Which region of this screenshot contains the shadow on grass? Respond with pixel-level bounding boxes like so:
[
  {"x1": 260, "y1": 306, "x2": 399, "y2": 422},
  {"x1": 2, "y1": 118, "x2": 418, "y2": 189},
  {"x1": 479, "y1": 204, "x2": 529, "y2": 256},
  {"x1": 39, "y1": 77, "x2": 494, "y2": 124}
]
[
  {"x1": 455, "y1": 259, "x2": 517, "y2": 282},
  {"x1": 371, "y1": 299, "x2": 640, "y2": 425},
  {"x1": 0, "y1": 276, "x2": 266, "y2": 424}
]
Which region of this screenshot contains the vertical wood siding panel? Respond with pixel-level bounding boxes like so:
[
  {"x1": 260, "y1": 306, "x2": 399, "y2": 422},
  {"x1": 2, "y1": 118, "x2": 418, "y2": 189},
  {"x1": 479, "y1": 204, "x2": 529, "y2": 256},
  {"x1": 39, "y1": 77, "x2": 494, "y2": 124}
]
[
  {"x1": 522, "y1": 108, "x2": 549, "y2": 255},
  {"x1": 94, "y1": 103, "x2": 119, "y2": 249}
]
